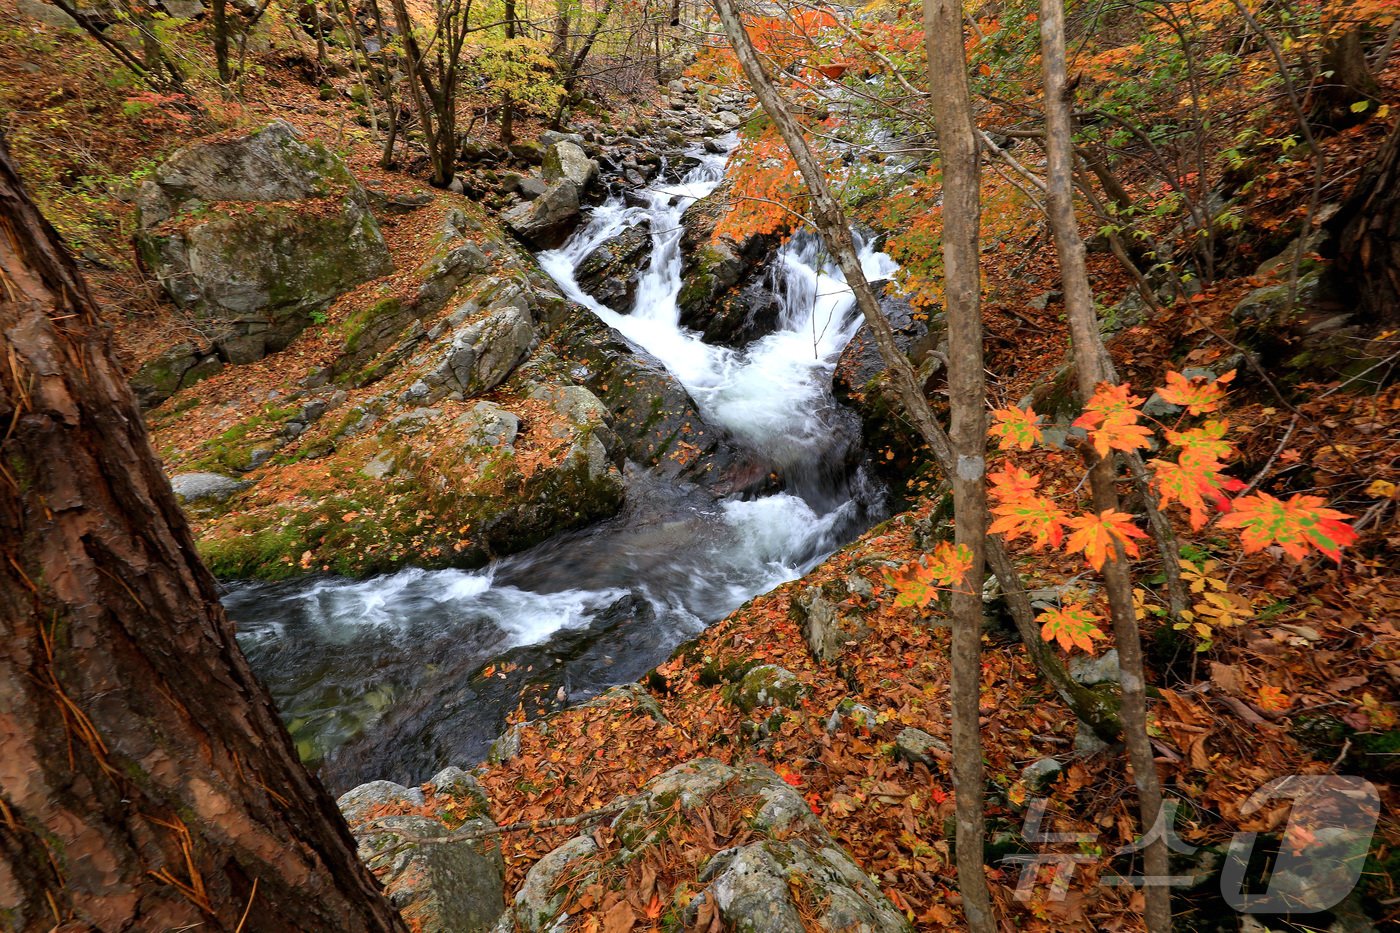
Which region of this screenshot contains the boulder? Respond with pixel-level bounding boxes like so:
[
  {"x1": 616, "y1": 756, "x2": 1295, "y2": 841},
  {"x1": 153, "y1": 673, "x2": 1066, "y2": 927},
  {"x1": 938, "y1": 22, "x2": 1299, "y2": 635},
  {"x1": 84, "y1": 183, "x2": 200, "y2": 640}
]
[
  {"x1": 573, "y1": 221, "x2": 653, "y2": 311},
  {"x1": 833, "y1": 283, "x2": 939, "y2": 399},
  {"x1": 1021, "y1": 758, "x2": 1064, "y2": 795},
  {"x1": 135, "y1": 121, "x2": 392, "y2": 366},
  {"x1": 416, "y1": 208, "x2": 493, "y2": 315},
  {"x1": 551, "y1": 312, "x2": 762, "y2": 494},
  {"x1": 792, "y1": 584, "x2": 871, "y2": 663},
  {"x1": 502, "y1": 180, "x2": 581, "y2": 249},
  {"x1": 674, "y1": 182, "x2": 784, "y2": 347},
  {"x1": 169, "y1": 472, "x2": 249, "y2": 508},
  {"x1": 894, "y1": 726, "x2": 950, "y2": 768},
  {"x1": 833, "y1": 282, "x2": 943, "y2": 480},
  {"x1": 339, "y1": 777, "x2": 505, "y2": 933},
  {"x1": 424, "y1": 307, "x2": 537, "y2": 400},
  {"x1": 826, "y1": 697, "x2": 880, "y2": 734},
  {"x1": 507, "y1": 760, "x2": 906, "y2": 932},
  {"x1": 1069, "y1": 648, "x2": 1121, "y2": 687},
  {"x1": 131, "y1": 341, "x2": 224, "y2": 408},
  {"x1": 541, "y1": 141, "x2": 599, "y2": 190},
  {"x1": 729, "y1": 664, "x2": 808, "y2": 713}
]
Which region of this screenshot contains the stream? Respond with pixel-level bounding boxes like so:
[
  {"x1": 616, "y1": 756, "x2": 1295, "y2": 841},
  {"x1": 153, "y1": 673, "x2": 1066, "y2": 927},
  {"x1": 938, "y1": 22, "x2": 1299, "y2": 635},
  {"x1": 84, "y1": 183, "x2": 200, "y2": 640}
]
[{"x1": 226, "y1": 144, "x2": 899, "y2": 793}]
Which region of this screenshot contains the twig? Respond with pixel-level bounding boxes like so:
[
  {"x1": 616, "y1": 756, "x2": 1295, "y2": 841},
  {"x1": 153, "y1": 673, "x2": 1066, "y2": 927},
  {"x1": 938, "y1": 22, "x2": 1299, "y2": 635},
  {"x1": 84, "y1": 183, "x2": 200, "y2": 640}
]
[{"x1": 361, "y1": 794, "x2": 639, "y2": 856}]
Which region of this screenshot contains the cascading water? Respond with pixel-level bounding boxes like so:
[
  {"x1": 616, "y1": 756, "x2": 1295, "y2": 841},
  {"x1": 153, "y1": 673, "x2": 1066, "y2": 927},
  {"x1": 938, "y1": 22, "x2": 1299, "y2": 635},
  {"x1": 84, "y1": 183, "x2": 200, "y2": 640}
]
[{"x1": 226, "y1": 142, "x2": 899, "y2": 792}]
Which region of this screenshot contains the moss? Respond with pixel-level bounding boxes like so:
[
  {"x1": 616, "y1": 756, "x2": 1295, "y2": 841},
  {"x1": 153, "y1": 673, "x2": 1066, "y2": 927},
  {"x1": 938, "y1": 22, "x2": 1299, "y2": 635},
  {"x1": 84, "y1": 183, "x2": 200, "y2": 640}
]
[{"x1": 341, "y1": 296, "x2": 403, "y2": 353}]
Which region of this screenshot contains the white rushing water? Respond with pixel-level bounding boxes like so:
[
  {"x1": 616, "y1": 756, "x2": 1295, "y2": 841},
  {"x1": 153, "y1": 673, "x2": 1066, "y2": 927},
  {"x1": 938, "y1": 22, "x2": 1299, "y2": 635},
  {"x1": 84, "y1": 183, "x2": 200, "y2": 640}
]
[
  {"x1": 538, "y1": 144, "x2": 899, "y2": 463},
  {"x1": 227, "y1": 141, "x2": 899, "y2": 786}
]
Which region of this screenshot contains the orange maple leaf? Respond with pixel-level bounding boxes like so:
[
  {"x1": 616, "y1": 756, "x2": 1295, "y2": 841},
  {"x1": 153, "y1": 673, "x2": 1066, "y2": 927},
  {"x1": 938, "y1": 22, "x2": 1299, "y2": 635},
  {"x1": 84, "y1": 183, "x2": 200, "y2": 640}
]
[
  {"x1": 989, "y1": 405, "x2": 1044, "y2": 451},
  {"x1": 1155, "y1": 369, "x2": 1235, "y2": 415},
  {"x1": 1064, "y1": 509, "x2": 1147, "y2": 570},
  {"x1": 1219, "y1": 492, "x2": 1357, "y2": 562},
  {"x1": 1073, "y1": 382, "x2": 1151, "y2": 457},
  {"x1": 883, "y1": 542, "x2": 975, "y2": 608},
  {"x1": 1038, "y1": 603, "x2": 1108, "y2": 653}
]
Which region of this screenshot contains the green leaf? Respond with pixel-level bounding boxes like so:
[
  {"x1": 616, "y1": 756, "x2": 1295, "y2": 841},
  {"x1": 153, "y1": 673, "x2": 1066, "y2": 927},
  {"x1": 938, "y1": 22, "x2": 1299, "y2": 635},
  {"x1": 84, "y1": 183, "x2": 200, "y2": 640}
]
[{"x1": 1350, "y1": 100, "x2": 1371, "y2": 114}]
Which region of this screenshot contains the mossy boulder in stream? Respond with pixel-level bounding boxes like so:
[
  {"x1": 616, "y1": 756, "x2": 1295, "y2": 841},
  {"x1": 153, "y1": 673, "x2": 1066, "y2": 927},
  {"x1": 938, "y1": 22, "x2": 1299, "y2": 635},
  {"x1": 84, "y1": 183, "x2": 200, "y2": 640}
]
[{"x1": 574, "y1": 220, "x2": 652, "y2": 311}]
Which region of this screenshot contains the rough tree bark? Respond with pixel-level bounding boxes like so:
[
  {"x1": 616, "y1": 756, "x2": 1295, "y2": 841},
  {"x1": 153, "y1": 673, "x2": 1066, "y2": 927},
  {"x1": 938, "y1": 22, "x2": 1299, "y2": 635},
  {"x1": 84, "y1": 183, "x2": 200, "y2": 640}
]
[
  {"x1": 213, "y1": 0, "x2": 231, "y2": 84},
  {"x1": 1310, "y1": 26, "x2": 1380, "y2": 132},
  {"x1": 0, "y1": 137, "x2": 407, "y2": 931},
  {"x1": 1036, "y1": 1, "x2": 1172, "y2": 930},
  {"x1": 922, "y1": 0, "x2": 995, "y2": 929},
  {"x1": 709, "y1": 0, "x2": 1122, "y2": 754},
  {"x1": 1330, "y1": 120, "x2": 1400, "y2": 327}
]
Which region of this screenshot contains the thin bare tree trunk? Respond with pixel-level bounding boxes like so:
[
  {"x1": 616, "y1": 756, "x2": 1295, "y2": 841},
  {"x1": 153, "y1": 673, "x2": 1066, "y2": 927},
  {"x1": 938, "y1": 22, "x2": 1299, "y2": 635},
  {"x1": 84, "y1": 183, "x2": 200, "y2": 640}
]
[
  {"x1": 0, "y1": 137, "x2": 407, "y2": 931},
  {"x1": 923, "y1": 0, "x2": 995, "y2": 928},
  {"x1": 1036, "y1": 1, "x2": 1172, "y2": 929}
]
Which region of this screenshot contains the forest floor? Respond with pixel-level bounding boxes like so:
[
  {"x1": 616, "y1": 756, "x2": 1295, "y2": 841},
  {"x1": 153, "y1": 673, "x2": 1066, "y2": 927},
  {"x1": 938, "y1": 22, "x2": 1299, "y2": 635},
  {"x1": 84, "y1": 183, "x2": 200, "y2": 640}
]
[{"x1": 2, "y1": 2, "x2": 1398, "y2": 930}]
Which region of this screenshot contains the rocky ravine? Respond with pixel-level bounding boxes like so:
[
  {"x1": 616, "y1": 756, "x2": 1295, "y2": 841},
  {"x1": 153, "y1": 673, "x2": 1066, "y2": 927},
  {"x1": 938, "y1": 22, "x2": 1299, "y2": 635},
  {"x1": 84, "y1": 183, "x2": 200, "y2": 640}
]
[{"x1": 145, "y1": 118, "x2": 764, "y2": 581}]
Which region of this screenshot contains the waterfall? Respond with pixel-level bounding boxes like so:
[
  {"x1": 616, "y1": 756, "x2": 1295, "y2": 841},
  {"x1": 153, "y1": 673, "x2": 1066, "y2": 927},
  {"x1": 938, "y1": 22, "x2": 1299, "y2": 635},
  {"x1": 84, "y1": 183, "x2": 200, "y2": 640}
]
[{"x1": 226, "y1": 142, "x2": 899, "y2": 791}]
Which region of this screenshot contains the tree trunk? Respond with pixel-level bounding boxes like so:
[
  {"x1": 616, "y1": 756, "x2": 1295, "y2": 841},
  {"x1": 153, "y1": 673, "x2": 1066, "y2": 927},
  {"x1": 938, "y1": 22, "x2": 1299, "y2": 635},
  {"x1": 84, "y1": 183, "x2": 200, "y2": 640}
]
[
  {"x1": 1330, "y1": 120, "x2": 1400, "y2": 327},
  {"x1": 213, "y1": 0, "x2": 231, "y2": 83},
  {"x1": 500, "y1": 0, "x2": 517, "y2": 146},
  {"x1": 1310, "y1": 26, "x2": 1380, "y2": 132},
  {"x1": 922, "y1": 1, "x2": 995, "y2": 929},
  {"x1": 0, "y1": 137, "x2": 407, "y2": 932},
  {"x1": 1036, "y1": 2, "x2": 1172, "y2": 930}
]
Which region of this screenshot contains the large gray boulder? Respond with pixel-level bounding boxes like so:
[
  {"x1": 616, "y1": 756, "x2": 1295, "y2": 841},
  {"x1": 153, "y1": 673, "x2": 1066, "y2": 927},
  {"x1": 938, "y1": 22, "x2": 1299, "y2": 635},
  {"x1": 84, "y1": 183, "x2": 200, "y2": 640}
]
[
  {"x1": 423, "y1": 306, "x2": 537, "y2": 401},
  {"x1": 502, "y1": 180, "x2": 581, "y2": 249},
  {"x1": 505, "y1": 760, "x2": 907, "y2": 933},
  {"x1": 169, "y1": 472, "x2": 249, "y2": 509},
  {"x1": 574, "y1": 221, "x2": 652, "y2": 311},
  {"x1": 134, "y1": 121, "x2": 392, "y2": 365},
  {"x1": 542, "y1": 140, "x2": 599, "y2": 190}
]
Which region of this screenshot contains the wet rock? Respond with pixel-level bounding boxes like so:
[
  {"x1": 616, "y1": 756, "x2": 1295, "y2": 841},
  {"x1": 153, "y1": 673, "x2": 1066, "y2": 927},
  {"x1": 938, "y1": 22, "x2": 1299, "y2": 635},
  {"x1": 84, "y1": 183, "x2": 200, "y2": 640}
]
[
  {"x1": 833, "y1": 282, "x2": 942, "y2": 478},
  {"x1": 542, "y1": 141, "x2": 599, "y2": 190},
  {"x1": 894, "y1": 726, "x2": 950, "y2": 768},
  {"x1": 573, "y1": 220, "x2": 653, "y2": 312},
  {"x1": 729, "y1": 664, "x2": 808, "y2": 713},
  {"x1": 502, "y1": 179, "x2": 581, "y2": 249},
  {"x1": 551, "y1": 312, "x2": 760, "y2": 493},
  {"x1": 833, "y1": 283, "x2": 939, "y2": 399},
  {"x1": 516, "y1": 761, "x2": 906, "y2": 933},
  {"x1": 135, "y1": 121, "x2": 392, "y2": 366},
  {"x1": 169, "y1": 472, "x2": 249, "y2": 507},
  {"x1": 674, "y1": 181, "x2": 784, "y2": 347}
]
